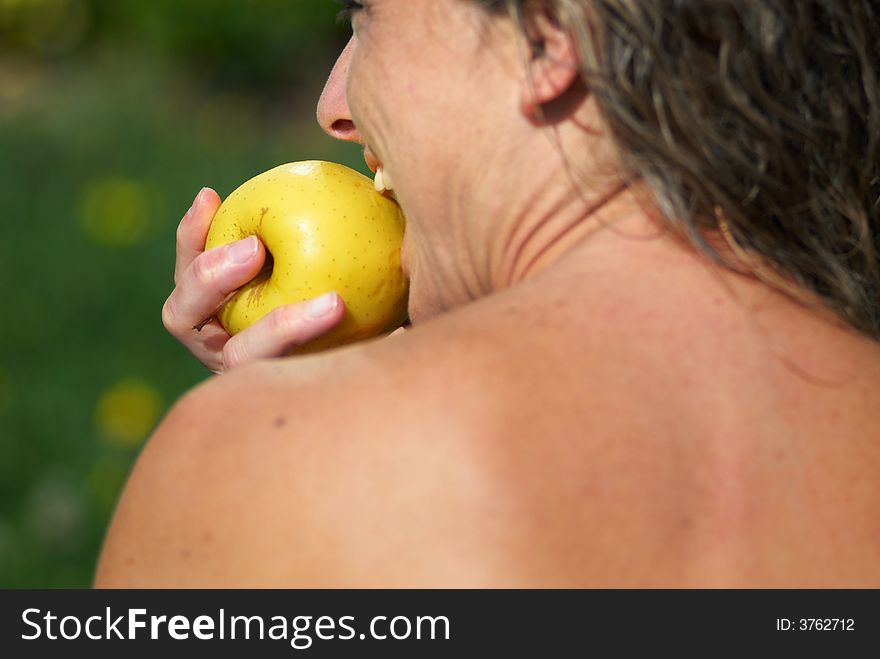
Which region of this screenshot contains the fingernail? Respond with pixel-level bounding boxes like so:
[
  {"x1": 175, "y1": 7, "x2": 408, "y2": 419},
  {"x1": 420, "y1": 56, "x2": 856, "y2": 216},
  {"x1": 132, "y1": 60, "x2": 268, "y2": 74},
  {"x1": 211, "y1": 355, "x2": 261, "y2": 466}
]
[
  {"x1": 192, "y1": 187, "x2": 209, "y2": 210},
  {"x1": 305, "y1": 292, "x2": 338, "y2": 319},
  {"x1": 227, "y1": 236, "x2": 258, "y2": 264}
]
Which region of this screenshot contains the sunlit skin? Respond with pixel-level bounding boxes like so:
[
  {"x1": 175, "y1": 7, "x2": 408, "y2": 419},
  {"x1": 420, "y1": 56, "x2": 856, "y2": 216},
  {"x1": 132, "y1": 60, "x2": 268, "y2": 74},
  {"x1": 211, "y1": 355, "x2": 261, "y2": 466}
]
[
  {"x1": 96, "y1": 1, "x2": 880, "y2": 587},
  {"x1": 317, "y1": 2, "x2": 632, "y2": 323}
]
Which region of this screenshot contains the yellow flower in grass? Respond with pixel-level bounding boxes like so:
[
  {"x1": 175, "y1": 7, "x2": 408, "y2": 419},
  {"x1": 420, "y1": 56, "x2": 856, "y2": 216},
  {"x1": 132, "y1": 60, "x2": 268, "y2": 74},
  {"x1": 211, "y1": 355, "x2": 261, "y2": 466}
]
[
  {"x1": 79, "y1": 177, "x2": 154, "y2": 248},
  {"x1": 95, "y1": 378, "x2": 163, "y2": 447}
]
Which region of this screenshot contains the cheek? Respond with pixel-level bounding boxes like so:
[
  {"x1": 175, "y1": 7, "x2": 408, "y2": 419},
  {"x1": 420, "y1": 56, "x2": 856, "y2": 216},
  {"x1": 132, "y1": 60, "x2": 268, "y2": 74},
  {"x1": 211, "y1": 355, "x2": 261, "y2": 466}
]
[
  {"x1": 345, "y1": 61, "x2": 367, "y2": 129},
  {"x1": 345, "y1": 44, "x2": 397, "y2": 150},
  {"x1": 345, "y1": 47, "x2": 381, "y2": 137}
]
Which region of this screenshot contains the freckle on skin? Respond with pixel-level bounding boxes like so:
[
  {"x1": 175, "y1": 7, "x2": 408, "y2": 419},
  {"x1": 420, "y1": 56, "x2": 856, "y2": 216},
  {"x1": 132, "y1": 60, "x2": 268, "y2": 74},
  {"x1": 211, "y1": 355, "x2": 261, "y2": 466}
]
[
  {"x1": 125, "y1": 556, "x2": 135, "y2": 567},
  {"x1": 180, "y1": 548, "x2": 192, "y2": 560},
  {"x1": 274, "y1": 416, "x2": 287, "y2": 428}
]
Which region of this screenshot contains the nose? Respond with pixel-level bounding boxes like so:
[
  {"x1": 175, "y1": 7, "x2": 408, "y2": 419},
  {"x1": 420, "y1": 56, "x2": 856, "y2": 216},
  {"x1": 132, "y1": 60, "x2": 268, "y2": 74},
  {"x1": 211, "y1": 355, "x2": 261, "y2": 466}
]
[{"x1": 317, "y1": 37, "x2": 362, "y2": 144}]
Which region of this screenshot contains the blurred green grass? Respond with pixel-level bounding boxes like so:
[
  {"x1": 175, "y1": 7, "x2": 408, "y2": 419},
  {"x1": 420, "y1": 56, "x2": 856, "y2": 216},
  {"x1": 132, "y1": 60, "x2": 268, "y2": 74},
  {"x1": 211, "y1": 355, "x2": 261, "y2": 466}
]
[{"x1": 0, "y1": 0, "x2": 363, "y2": 587}]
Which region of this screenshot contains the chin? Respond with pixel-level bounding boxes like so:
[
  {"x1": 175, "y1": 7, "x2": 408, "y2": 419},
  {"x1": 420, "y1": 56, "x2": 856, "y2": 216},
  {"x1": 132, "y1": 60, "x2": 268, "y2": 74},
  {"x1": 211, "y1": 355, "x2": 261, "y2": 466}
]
[
  {"x1": 404, "y1": 284, "x2": 429, "y2": 326},
  {"x1": 406, "y1": 298, "x2": 425, "y2": 325},
  {"x1": 405, "y1": 289, "x2": 449, "y2": 326}
]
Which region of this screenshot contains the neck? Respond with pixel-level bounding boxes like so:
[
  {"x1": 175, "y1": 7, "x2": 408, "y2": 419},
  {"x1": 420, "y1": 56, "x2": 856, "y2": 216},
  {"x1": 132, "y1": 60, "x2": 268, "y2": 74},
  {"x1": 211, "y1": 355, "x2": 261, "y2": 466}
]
[
  {"x1": 486, "y1": 163, "x2": 662, "y2": 292},
  {"x1": 476, "y1": 99, "x2": 659, "y2": 292}
]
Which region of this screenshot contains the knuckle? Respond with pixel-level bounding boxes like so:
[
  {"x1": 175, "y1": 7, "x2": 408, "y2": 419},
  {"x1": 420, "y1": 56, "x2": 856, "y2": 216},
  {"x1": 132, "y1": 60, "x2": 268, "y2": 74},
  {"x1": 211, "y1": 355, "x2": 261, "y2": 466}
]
[
  {"x1": 267, "y1": 305, "x2": 302, "y2": 337},
  {"x1": 176, "y1": 207, "x2": 199, "y2": 245},
  {"x1": 161, "y1": 296, "x2": 179, "y2": 334},
  {"x1": 175, "y1": 216, "x2": 189, "y2": 244},
  {"x1": 190, "y1": 250, "x2": 220, "y2": 288},
  {"x1": 221, "y1": 340, "x2": 243, "y2": 371}
]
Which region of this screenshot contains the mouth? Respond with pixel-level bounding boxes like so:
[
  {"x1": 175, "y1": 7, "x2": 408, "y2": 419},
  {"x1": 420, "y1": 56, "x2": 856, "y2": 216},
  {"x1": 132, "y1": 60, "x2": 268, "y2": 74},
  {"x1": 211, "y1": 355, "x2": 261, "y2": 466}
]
[
  {"x1": 364, "y1": 148, "x2": 405, "y2": 276},
  {"x1": 364, "y1": 148, "x2": 395, "y2": 197},
  {"x1": 373, "y1": 167, "x2": 395, "y2": 196}
]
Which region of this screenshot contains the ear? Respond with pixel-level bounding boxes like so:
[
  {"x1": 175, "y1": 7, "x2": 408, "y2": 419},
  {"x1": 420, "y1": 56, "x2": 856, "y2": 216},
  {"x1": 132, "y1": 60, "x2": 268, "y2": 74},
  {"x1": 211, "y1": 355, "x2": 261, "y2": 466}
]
[{"x1": 519, "y1": 6, "x2": 583, "y2": 121}]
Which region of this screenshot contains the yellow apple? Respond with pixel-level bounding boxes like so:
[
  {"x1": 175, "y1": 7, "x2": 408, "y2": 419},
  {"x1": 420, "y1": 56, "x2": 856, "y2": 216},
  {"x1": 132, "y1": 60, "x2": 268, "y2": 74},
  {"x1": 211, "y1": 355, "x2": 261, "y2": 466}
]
[{"x1": 204, "y1": 161, "x2": 409, "y2": 354}]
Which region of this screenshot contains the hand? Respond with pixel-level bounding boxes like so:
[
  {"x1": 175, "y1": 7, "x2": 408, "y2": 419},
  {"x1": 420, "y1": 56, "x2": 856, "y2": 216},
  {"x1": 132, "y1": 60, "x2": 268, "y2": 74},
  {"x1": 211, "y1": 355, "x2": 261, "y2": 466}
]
[{"x1": 162, "y1": 188, "x2": 346, "y2": 374}]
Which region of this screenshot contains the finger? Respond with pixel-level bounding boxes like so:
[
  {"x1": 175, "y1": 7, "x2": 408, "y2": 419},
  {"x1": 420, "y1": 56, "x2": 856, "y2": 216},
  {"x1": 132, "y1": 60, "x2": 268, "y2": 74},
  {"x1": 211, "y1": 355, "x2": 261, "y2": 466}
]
[
  {"x1": 174, "y1": 187, "x2": 222, "y2": 285},
  {"x1": 221, "y1": 293, "x2": 345, "y2": 370},
  {"x1": 176, "y1": 320, "x2": 231, "y2": 374},
  {"x1": 162, "y1": 236, "x2": 265, "y2": 339}
]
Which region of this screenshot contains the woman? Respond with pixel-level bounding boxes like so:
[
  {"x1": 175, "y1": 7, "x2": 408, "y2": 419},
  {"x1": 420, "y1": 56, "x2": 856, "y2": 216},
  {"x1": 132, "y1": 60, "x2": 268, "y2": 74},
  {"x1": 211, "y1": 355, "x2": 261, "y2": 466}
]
[{"x1": 96, "y1": 1, "x2": 880, "y2": 586}]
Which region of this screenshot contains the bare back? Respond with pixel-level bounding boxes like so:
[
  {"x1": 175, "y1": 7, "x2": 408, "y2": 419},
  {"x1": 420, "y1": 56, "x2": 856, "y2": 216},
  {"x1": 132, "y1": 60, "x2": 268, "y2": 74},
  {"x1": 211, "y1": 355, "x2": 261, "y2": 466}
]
[
  {"x1": 96, "y1": 221, "x2": 880, "y2": 588},
  {"x1": 323, "y1": 226, "x2": 880, "y2": 587}
]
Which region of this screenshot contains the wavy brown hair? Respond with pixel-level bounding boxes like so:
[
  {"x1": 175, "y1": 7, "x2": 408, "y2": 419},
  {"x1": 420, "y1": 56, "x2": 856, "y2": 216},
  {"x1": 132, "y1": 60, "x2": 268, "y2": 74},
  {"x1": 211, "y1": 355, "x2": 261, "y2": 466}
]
[{"x1": 482, "y1": 0, "x2": 880, "y2": 341}]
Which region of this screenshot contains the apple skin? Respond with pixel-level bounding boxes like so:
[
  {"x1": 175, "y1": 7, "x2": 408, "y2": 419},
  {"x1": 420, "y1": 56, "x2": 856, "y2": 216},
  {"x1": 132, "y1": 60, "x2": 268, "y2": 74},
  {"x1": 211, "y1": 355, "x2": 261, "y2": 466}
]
[{"x1": 204, "y1": 161, "x2": 409, "y2": 354}]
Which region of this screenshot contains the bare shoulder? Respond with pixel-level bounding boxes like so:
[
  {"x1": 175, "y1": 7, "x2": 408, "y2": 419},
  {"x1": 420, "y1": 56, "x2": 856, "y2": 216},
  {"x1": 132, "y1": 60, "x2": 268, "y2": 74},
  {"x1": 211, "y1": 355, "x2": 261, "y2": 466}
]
[
  {"x1": 95, "y1": 270, "x2": 880, "y2": 587},
  {"x1": 94, "y1": 319, "x2": 528, "y2": 587}
]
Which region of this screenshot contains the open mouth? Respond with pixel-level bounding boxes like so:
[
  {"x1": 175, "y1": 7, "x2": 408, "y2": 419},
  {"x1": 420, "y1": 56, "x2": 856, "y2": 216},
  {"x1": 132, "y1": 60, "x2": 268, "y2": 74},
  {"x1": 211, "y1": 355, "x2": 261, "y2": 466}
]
[
  {"x1": 365, "y1": 148, "x2": 395, "y2": 198},
  {"x1": 373, "y1": 166, "x2": 395, "y2": 197}
]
